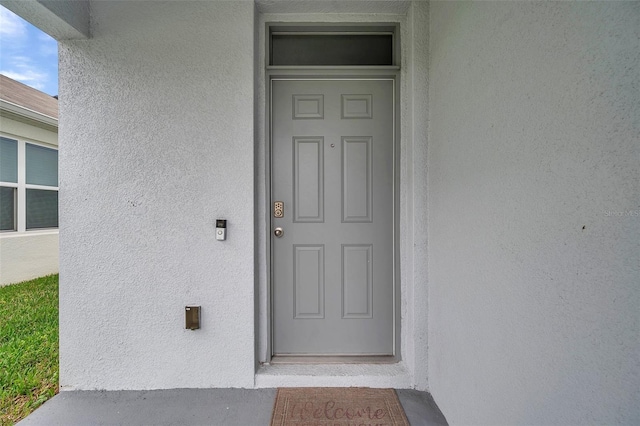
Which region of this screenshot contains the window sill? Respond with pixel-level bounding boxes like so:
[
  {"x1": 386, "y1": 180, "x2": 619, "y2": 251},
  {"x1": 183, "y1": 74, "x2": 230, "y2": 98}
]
[{"x1": 0, "y1": 229, "x2": 59, "y2": 238}]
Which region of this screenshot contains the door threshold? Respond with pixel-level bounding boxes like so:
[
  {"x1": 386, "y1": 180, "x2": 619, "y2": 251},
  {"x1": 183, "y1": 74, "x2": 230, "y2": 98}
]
[
  {"x1": 269, "y1": 355, "x2": 396, "y2": 365},
  {"x1": 255, "y1": 361, "x2": 411, "y2": 388}
]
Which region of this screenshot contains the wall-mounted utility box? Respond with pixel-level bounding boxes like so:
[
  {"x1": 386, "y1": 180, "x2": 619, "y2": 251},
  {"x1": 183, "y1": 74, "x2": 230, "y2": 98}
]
[{"x1": 185, "y1": 306, "x2": 200, "y2": 330}]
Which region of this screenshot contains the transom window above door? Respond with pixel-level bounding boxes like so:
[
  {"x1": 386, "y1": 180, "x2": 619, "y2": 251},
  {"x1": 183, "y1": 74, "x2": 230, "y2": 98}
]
[{"x1": 268, "y1": 24, "x2": 400, "y2": 67}]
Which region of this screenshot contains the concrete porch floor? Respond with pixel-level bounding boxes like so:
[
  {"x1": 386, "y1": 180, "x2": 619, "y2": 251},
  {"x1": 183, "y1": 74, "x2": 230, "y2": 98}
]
[{"x1": 18, "y1": 388, "x2": 448, "y2": 425}]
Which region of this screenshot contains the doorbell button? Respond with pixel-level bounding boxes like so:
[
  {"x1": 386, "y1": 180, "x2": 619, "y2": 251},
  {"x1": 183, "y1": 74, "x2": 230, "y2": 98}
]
[{"x1": 216, "y1": 219, "x2": 227, "y2": 241}]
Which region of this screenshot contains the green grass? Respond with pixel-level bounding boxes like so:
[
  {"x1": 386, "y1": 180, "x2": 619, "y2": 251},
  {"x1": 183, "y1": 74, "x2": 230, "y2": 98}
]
[{"x1": 0, "y1": 274, "x2": 58, "y2": 426}]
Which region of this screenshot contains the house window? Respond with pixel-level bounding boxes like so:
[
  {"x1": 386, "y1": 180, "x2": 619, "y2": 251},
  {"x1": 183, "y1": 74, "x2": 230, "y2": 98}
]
[
  {"x1": 0, "y1": 135, "x2": 58, "y2": 232},
  {"x1": 0, "y1": 137, "x2": 18, "y2": 231},
  {"x1": 0, "y1": 186, "x2": 15, "y2": 231}
]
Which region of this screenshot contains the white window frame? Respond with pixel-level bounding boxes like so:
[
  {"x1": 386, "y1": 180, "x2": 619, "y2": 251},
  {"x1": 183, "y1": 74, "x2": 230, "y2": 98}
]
[{"x1": 0, "y1": 133, "x2": 58, "y2": 233}]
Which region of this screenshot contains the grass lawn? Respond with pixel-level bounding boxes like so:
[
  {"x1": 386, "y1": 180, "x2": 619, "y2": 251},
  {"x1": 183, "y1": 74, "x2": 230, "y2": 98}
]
[{"x1": 0, "y1": 274, "x2": 58, "y2": 425}]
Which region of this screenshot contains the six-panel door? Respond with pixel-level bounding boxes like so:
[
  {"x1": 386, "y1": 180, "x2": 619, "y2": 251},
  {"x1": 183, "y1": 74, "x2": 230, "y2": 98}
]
[{"x1": 272, "y1": 79, "x2": 394, "y2": 355}]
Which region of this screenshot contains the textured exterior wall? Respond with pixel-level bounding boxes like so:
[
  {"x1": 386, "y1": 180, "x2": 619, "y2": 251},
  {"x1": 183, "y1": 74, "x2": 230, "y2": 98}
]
[
  {"x1": 56, "y1": 0, "x2": 428, "y2": 392},
  {"x1": 0, "y1": 232, "x2": 58, "y2": 285},
  {"x1": 58, "y1": 1, "x2": 255, "y2": 390},
  {"x1": 428, "y1": 2, "x2": 639, "y2": 425},
  {"x1": 404, "y1": 0, "x2": 429, "y2": 391}
]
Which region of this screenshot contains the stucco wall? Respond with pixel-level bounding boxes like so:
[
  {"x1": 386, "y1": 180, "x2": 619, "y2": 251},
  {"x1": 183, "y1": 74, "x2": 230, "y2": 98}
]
[
  {"x1": 56, "y1": 0, "x2": 430, "y2": 392},
  {"x1": 0, "y1": 232, "x2": 58, "y2": 285},
  {"x1": 58, "y1": 1, "x2": 256, "y2": 390},
  {"x1": 428, "y1": 2, "x2": 639, "y2": 425}
]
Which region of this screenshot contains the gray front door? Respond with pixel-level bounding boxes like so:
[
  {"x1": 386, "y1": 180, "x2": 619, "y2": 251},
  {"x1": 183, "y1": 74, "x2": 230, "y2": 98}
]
[{"x1": 271, "y1": 79, "x2": 394, "y2": 355}]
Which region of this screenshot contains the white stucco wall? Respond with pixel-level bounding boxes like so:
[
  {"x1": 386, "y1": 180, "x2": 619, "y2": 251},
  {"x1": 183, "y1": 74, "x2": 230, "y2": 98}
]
[
  {"x1": 428, "y1": 2, "x2": 639, "y2": 425},
  {"x1": 56, "y1": 0, "x2": 431, "y2": 391},
  {"x1": 0, "y1": 232, "x2": 58, "y2": 285},
  {"x1": 58, "y1": 1, "x2": 256, "y2": 390}
]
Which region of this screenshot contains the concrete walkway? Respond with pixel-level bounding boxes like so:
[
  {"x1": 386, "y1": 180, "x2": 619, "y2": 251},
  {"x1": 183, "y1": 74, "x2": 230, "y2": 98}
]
[{"x1": 18, "y1": 388, "x2": 448, "y2": 426}]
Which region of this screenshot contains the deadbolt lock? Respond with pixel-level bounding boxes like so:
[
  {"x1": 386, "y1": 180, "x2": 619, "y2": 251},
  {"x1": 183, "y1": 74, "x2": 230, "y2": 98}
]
[{"x1": 274, "y1": 201, "x2": 284, "y2": 218}]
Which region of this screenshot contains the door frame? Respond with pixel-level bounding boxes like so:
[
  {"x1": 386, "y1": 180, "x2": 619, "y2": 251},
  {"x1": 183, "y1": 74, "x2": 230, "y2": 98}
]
[{"x1": 266, "y1": 71, "x2": 401, "y2": 362}]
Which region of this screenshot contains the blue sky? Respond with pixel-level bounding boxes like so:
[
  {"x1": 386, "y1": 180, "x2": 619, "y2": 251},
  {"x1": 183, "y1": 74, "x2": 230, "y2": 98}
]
[{"x1": 0, "y1": 6, "x2": 58, "y2": 96}]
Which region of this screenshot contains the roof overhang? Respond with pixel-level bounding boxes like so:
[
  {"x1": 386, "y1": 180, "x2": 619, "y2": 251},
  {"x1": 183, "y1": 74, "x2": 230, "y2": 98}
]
[
  {"x1": 0, "y1": 99, "x2": 58, "y2": 132},
  {"x1": 0, "y1": 0, "x2": 89, "y2": 40}
]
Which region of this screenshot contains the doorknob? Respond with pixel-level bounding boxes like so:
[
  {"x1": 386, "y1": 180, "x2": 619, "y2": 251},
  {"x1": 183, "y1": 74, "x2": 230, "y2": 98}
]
[{"x1": 274, "y1": 227, "x2": 284, "y2": 238}]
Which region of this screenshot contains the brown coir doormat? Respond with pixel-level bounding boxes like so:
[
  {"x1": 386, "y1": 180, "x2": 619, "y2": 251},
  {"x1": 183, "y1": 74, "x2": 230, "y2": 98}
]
[{"x1": 270, "y1": 387, "x2": 410, "y2": 426}]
